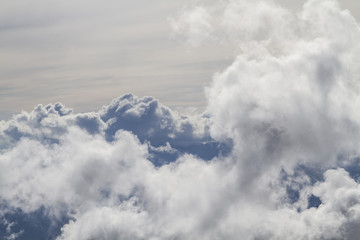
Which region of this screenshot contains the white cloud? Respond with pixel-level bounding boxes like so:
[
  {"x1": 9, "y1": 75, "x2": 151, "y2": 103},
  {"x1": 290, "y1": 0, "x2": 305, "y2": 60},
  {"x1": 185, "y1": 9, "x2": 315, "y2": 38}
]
[
  {"x1": 170, "y1": 6, "x2": 215, "y2": 47},
  {"x1": 2, "y1": 0, "x2": 360, "y2": 239},
  {"x1": 207, "y1": 0, "x2": 360, "y2": 170},
  {"x1": 0, "y1": 128, "x2": 151, "y2": 212}
]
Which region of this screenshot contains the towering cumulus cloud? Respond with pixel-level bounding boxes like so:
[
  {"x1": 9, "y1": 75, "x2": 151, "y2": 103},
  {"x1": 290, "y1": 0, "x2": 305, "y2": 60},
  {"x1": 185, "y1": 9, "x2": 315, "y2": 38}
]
[{"x1": 2, "y1": 0, "x2": 360, "y2": 239}]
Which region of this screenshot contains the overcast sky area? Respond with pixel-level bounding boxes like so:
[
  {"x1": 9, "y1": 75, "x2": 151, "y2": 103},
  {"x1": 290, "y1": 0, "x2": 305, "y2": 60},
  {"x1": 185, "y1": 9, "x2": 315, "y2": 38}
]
[
  {"x1": 0, "y1": 0, "x2": 359, "y2": 119},
  {"x1": 0, "y1": 0, "x2": 231, "y2": 119},
  {"x1": 4, "y1": 0, "x2": 360, "y2": 239}
]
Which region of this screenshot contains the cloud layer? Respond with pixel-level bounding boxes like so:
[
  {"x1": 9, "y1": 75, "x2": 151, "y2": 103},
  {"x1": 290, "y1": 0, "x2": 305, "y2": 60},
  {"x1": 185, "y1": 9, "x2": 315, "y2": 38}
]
[{"x1": 2, "y1": 0, "x2": 360, "y2": 239}]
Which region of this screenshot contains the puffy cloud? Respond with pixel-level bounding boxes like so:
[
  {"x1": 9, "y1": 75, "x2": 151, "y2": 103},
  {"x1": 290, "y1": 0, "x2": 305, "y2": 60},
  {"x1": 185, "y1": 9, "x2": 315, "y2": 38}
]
[
  {"x1": 0, "y1": 128, "x2": 149, "y2": 211},
  {"x1": 2, "y1": 0, "x2": 360, "y2": 239},
  {"x1": 100, "y1": 93, "x2": 230, "y2": 163},
  {"x1": 0, "y1": 93, "x2": 230, "y2": 239},
  {"x1": 58, "y1": 202, "x2": 154, "y2": 240},
  {"x1": 207, "y1": 0, "x2": 360, "y2": 175},
  {"x1": 0, "y1": 93, "x2": 225, "y2": 163},
  {"x1": 100, "y1": 93, "x2": 208, "y2": 145}
]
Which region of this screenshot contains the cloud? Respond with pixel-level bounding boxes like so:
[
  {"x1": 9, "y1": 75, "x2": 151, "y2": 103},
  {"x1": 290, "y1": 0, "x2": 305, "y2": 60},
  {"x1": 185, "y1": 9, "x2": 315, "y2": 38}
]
[
  {"x1": 100, "y1": 94, "x2": 230, "y2": 163},
  {"x1": 2, "y1": 0, "x2": 360, "y2": 239},
  {"x1": 0, "y1": 94, "x2": 229, "y2": 239},
  {"x1": 100, "y1": 93, "x2": 208, "y2": 144},
  {"x1": 170, "y1": 6, "x2": 215, "y2": 47},
  {"x1": 0, "y1": 94, "x2": 225, "y2": 163},
  {"x1": 170, "y1": 0, "x2": 294, "y2": 52}
]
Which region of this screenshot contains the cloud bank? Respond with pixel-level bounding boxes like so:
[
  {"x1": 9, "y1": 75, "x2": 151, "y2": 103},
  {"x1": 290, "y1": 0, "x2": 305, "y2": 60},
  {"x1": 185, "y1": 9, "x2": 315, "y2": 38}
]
[{"x1": 2, "y1": 0, "x2": 360, "y2": 239}]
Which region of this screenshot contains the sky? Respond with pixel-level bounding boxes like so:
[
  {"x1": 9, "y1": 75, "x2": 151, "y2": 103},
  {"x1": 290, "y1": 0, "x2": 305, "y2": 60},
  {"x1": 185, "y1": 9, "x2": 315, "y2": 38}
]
[
  {"x1": 3, "y1": 0, "x2": 360, "y2": 239},
  {"x1": 0, "y1": 0, "x2": 359, "y2": 120},
  {"x1": 0, "y1": 0, "x2": 233, "y2": 119}
]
